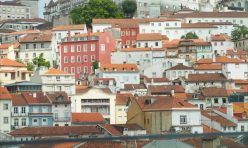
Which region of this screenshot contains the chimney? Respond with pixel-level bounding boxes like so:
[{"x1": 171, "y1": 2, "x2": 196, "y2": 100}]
[
  {"x1": 227, "y1": 103, "x2": 233, "y2": 117},
  {"x1": 171, "y1": 89, "x2": 175, "y2": 96},
  {"x1": 213, "y1": 54, "x2": 216, "y2": 63},
  {"x1": 67, "y1": 30, "x2": 71, "y2": 41},
  {"x1": 33, "y1": 92, "x2": 37, "y2": 98}
]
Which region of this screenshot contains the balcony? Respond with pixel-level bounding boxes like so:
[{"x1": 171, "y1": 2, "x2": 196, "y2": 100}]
[
  {"x1": 11, "y1": 112, "x2": 28, "y2": 116},
  {"x1": 54, "y1": 117, "x2": 71, "y2": 122}
]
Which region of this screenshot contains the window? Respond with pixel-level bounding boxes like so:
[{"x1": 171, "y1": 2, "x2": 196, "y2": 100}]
[
  {"x1": 77, "y1": 45, "x2": 81, "y2": 52},
  {"x1": 56, "y1": 76, "x2": 60, "y2": 81},
  {"x1": 71, "y1": 46, "x2": 75, "y2": 52},
  {"x1": 241, "y1": 125, "x2": 245, "y2": 132},
  {"x1": 155, "y1": 42, "x2": 158, "y2": 46},
  {"x1": 77, "y1": 55, "x2": 81, "y2": 63},
  {"x1": 71, "y1": 56, "x2": 75, "y2": 63},
  {"x1": 14, "y1": 118, "x2": 19, "y2": 126},
  {"x1": 214, "y1": 42, "x2": 217, "y2": 46},
  {"x1": 100, "y1": 44, "x2": 105, "y2": 51},
  {"x1": 83, "y1": 44, "x2": 87, "y2": 52},
  {"x1": 91, "y1": 55, "x2": 95, "y2": 62},
  {"x1": 3, "y1": 104, "x2": 8, "y2": 110},
  {"x1": 64, "y1": 56, "x2": 68, "y2": 63},
  {"x1": 121, "y1": 31, "x2": 125, "y2": 36},
  {"x1": 26, "y1": 44, "x2": 29, "y2": 49},
  {"x1": 33, "y1": 119, "x2": 38, "y2": 123},
  {"x1": 118, "y1": 108, "x2": 122, "y2": 111},
  {"x1": 180, "y1": 115, "x2": 187, "y2": 124},
  {"x1": 14, "y1": 107, "x2": 18, "y2": 114},
  {"x1": 214, "y1": 98, "x2": 218, "y2": 104},
  {"x1": 64, "y1": 67, "x2": 68, "y2": 72},
  {"x1": 3, "y1": 117, "x2": 8, "y2": 124},
  {"x1": 84, "y1": 67, "x2": 88, "y2": 73},
  {"x1": 21, "y1": 118, "x2": 26, "y2": 126},
  {"x1": 235, "y1": 64, "x2": 239, "y2": 68},
  {"x1": 132, "y1": 31, "x2": 136, "y2": 36},
  {"x1": 33, "y1": 44, "x2": 36, "y2": 49},
  {"x1": 77, "y1": 67, "x2": 81, "y2": 74},
  {"x1": 222, "y1": 98, "x2": 226, "y2": 103},
  {"x1": 151, "y1": 23, "x2": 154, "y2": 26},
  {"x1": 71, "y1": 67, "x2": 75, "y2": 74},
  {"x1": 126, "y1": 30, "x2": 130, "y2": 36},
  {"x1": 64, "y1": 46, "x2": 68, "y2": 53},
  {"x1": 84, "y1": 55, "x2": 88, "y2": 62},
  {"x1": 91, "y1": 44, "x2": 95, "y2": 51},
  {"x1": 41, "y1": 43, "x2": 44, "y2": 48}
]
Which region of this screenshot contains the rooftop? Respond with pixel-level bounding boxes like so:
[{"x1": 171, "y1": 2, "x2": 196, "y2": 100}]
[
  {"x1": 137, "y1": 33, "x2": 164, "y2": 41},
  {"x1": 116, "y1": 93, "x2": 133, "y2": 105},
  {"x1": 166, "y1": 63, "x2": 193, "y2": 71},
  {"x1": 19, "y1": 32, "x2": 52, "y2": 43},
  {"x1": 52, "y1": 24, "x2": 86, "y2": 31},
  {"x1": 43, "y1": 68, "x2": 71, "y2": 75},
  {"x1": 187, "y1": 73, "x2": 227, "y2": 82},
  {"x1": 0, "y1": 87, "x2": 12, "y2": 100},
  {"x1": 100, "y1": 64, "x2": 139, "y2": 72},
  {"x1": 201, "y1": 87, "x2": 228, "y2": 97},
  {"x1": 71, "y1": 113, "x2": 105, "y2": 124},
  {"x1": 0, "y1": 58, "x2": 26, "y2": 67},
  {"x1": 211, "y1": 34, "x2": 231, "y2": 41}
]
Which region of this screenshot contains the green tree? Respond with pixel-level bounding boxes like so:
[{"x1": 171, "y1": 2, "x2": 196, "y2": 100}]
[
  {"x1": 181, "y1": 32, "x2": 199, "y2": 39},
  {"x1": 231, "y1": 26, "x2": 248, "y2": 42},
  {"x1": 121, "y1": 0, "x2": 137, "y2": 18},
  {"x1": 70, "y1": 0, "x2": 124, "y2": 28},
  {"x1": 32, "y1": 53, "x2": 50, "y2": 69},
  {"x1": 27, "y1": 62, "x2": 34, "y2": 71},
  {"x1": 93, "y1": 61, "x2": 99, "y2": 73}
]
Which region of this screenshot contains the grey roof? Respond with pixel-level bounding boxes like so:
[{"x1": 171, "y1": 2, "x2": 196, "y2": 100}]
[{"x1": 5, "y1": 81, "x2": 42, "y2": 87}]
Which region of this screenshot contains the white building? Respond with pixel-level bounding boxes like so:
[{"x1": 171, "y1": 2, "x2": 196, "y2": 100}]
[
  {"x1": 194, "y1": 63, "x2": 222, "y2": 74},
  {"x1": 74, "y1": 87, "x2": 116, "y2": 124},
  {"x1": 19, "y1": 31, "x2": 55, "y2": 66},
  {"x1": 164, "y1": 63, "x2": 194, "y2": 80},
  {"x1": 210, "y1": 34, "x2": 234, "y2": 56},
  {"x1": 136, "y1": 33, "x2": 164, "y2": 48},
  {"x1": 97, "y1": 64, "x2": 140, "y2": 90},
  {"x1": 222, "y1": 60, "x2": 248, "y2": 80},
  {"x1": 0, "y1": 87, "x2": 12, "y2": 134},
  {"x1": 0, "y1": 1, "x2": 30, "y2": 20}
]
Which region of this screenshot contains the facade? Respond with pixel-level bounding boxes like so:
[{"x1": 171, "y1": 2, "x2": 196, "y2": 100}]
[
  {"x1": 19, "y1": 31, "x2": 55, "y2": 66},
  {"x1": 136, "y1": 33, "x2": 164, "y2": 48},
  {"x1": 235, "y1": 36, "x2": 248, "y2": 50},
  {"x1": 97, "y1": 64, "x2": 140, "y2": 89},
  {"x1": 0, "y1": 87, "x2": 12, "y2": 134},
  {"x1": 194, "y1": 63, "x2": 222, "y2": 74},
  {"x1": 211, "y1": 34, "x2": 234, "y2": 56},
  {"x1": 60, "y1": 31, "x2": 116, "y2": 79},
  {"x1": 74, "y1": 87, "x2": 115, "y2": 124},
  {"x1": 0, "y1": 58, "x2": 32, "y2": 85},
  {"x1": 5, "y1": 81, "x2": 42, "y2": 94},
  {"x1": 164, "y1": 63, "x2": 194, "y2": 80},
  {"x1": 115, "y1": 93, "x2": 133, "y2": 124},
  {"x1": 0, "y1": 43, "x2": 19, "y2": 60},
  {"x1": 0, "y1": 1, "x2": 30, "y2": 20},
  {"x1": 127, "y1": 96, "x2": 203, "y2": 134}
]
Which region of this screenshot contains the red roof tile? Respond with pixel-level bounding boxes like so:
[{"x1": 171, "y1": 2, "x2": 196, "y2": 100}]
[
  {"x1": 201, "y1": 87, "x2": 228, "y2": 97},
  {"x1": 19, "y1": 32, "x2": 52, "y2": 43},
  {"x1": 194, "y1": 64, "x2": 222, "y2": 70},
  {"x1": 52, "y1": 24, "x2": 86, "y2": 31},
  {"x1": 0, "y1": 58, "x2": 26, "y2": 67},
  {"x1": 137, "y1": 33, "x2": 163, "y2": 41},
  {"x1": 22, "y1": 92, "x2": 51, "y2": 105},
  {"x1": 196, "y1": 56, "x2": 245, "y2": 64},
  {"x1": 98, "y1": 124, "x2": 144, "y2": 136},
  {"x1": 71, "y1": 113, "x2": 105, "y2": 123},
  {"x1": 100, "y1": 64, "x2": 139, "y2": 72},
  {"x1": 187, "y1": 73, "x2": 227, "y2": 82},
  {"x1": 166, "y1": 63, "x2": 193, "y2": 70},
  {"x1": 116, "y1": 93, "x2": 133, "y2": 105},
  {"x1": 11, "y1": 94, "x2": 28, "y2": 106},
  {"x1": 0, "y1": 87, "x2": 11, "y2": 100},
  {"x1": 211, "y1": 34, "x2": 231, "y2": 41},
  {"x1": 148, "y1": 85, "x2": 185, "y2": 95},
  {"x1": 43, "y1": 68, "x2": 71, "y2": 75}
]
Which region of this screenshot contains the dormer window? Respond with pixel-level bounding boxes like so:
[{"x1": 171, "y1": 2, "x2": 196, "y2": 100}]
[{"x1": 56, "y1": 95, "x2": 64, "y2": 102}]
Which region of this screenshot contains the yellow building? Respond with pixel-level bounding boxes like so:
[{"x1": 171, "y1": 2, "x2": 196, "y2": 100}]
[
  {"x1": 127, "y1": 96, "x2": 202, "y2": 134},
  {"x1": 115, "y1": 93, "x2": 133, "y2": 124}
]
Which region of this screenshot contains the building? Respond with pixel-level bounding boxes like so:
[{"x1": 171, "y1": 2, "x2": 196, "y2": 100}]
[
  {"x1": 136, "y1": 33, "x2": 165, "y2": 48},
  {"x1": 19, "y1": 31, "x2": 55, "y2": 66},
  {"x1": 46, "y1": 92, "x2": 71, "y2": 126},
  {"x1": 235, "y1": 36, "x2": 248, "y2": 50},
  {"x1": 210, "y1": 34, "x2": 234, "y2": 56},
  {"x1": 0, "y1": 58, "x2": 32, "y2": 85},
  {"x1": 60, "y1": 31, "x2": 116, "y2": 79},
  {"x1": 115, "y1": 93, "x2": 133, "y2": 124},
  {"x1": 17, "y1": 0, "x2": 39, "y2": 18},
  {"x1": 127, "y1": 96, "x2": 203, "y2": 134},
  {"x1": 97, "y1": 64, "x2": 140, "y2": 89},
  {"x1": 164, "y1": 63, "x2": 194, "y2": 80},
  {"x1": 194, "y1": 63, "x2": 222, "y2": 74},
  {"x1": 5, "y1": 81, "x2": 42, "y2": 93},
  {"x1": 0, "y1": 1, "x2": 30, "y2": 20},
  {"x1": 74, "y1": 87, "x2": 116, "y2": 124},
  {"x1": 0, "y1": 87, "x2": 12, "y2": 134},
  {"x1": 0, "y1": 43, "x2": 19, "y2": 60}
]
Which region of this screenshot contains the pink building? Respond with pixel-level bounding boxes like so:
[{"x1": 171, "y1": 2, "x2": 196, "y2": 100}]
[{"x1": 60, "y1": 31, "x2": 116, "y2": 79}]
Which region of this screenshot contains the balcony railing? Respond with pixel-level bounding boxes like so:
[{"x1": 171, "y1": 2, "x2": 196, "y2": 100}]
[
  {"x1": 11, "y1": 112, "x2": 28, "y2": 116},
  {"x1": 54, "y1": 117, "x2": 71, "y2": 122}
]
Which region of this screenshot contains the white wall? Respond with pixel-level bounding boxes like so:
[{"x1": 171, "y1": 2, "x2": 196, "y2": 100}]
[
  {"x1": 211, "y1": 40, "x2": 234, "y2": 56},
  {"x1": 222, "y1": 63, "x2": 248, "y2": 80},
  {"x1": 0, "y1": 100, "x2": 11, "y2": 133}
]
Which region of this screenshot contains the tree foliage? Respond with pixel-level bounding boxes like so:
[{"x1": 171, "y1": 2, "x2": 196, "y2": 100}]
[
  {"x1": 16, "y1": 59, "x2": 34, "y2": 71},
  {"x1": 32, "y1": 53, "x2": 50, "y2": 69},
  {"x1": 231, "y1": 26, "x2": 248, "y2": 42},
  {"x1": 181, "y1": 32, "x2": 199, "y2": 39},
  {"x1": 70, "y1": 0, "x2": 124, "y2": 27},
  {"x1": 121, "y1": 0, "x2": 137, "y2": 18},
  {"x1": 93, "y1": 61, "x2": 99, "y2": 73}
]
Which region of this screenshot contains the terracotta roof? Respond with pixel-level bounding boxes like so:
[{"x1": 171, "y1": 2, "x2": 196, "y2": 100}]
[
  {"x1": 187, "y1": 73, "x2": 227, "y2": 82},
  {"x1": 196, "y1": 56, "x2": 245, "y2": 64},
  {"x1": 124, "y1": 84, "x2": 146, "y2": 91},
  {"x1": 211, "y1": 34, "x2": 231, "y2": 41},
  {"x1": 0, "y1": 43, "x2": 11, "y2": 49},
  {"x1": 19, "y1": 32, "x2": 52, "y2": 43},
  {"x1": 21, "y1": 92, "x2": 51, "y2": 105},
  {"x1": 100, "y1": 64, "x2": 139, "y2": 72},
  {"x1": 79, "y1": 141, "x2": 122, "y2": 148},
  {"x1": 11, "y1": 94, "x2": 28, "y2": 106},
  {"x1": 116, "y1": 93, "x2": 133, "y2": 105},
  {"x1": 174, "y1": 93, "x2": 188, "y2": 100},
  {"x1": 181, "y1": 23, "x2": 217, "y2": 28},
  {"x1": 98, "y1": 124, "x2": 144, "y2": 136},
  {"x1": 201, "y1": 110, "x2": 236, "y2": 127},
  {"x1": 10, "y1": 126, "x2": 101, "y2": 137},
  {"x1": 148, "y1": 85, "x2": 185, "y2": 95},
  {"x1": 0, "y1": 58, "x2": 26, "y2": 67},
  {"x1": 201, "y1": 87, "x2": 228, "y2": 97},
  {"x1": 0, "y1": 87, "x2": 11, "y2": 100},
  {"x1": 226, "y1": 49, "x2": 248, "y2": 55},
  {"x1": 135, "y1": 96, "x2": 197, "y2": 111},
  {"x1": 137, "y1": 33, "x2": 163, "y2": 41},
  {"x1": 72, "y1": 32, "x2": 102, "y2": 38},
  {"x1": 202, "y1": 124, "x2": 219, "y2": 133},
  {"x1": 120, "y1": 47, "x2": 164, "y2": 52},
  {"x1": 170, "y1": 11, "x2": 248, "y2": 18},
  {"x1": 166, "y1": 63, "x2": 193, "y2": 70},
  {"x1": 194, "y1": 64, "x2": 222, "y2": 70},
  {"x1": 71, "y1": 113, "x2": 105, "y2": 123},
  {"x1": 145, "y1": 77, "x2": 170, "y2": 83},
  {"x1": 52, "y1": 24, "x2": 86, "y2": 31},
  {"x1": 234, "y1": 79, "x2": 248, "y2": 85},
  {"x1": 46, "y1": 92, "x2": 71, "y2": 104},
  {"x1": 8, "y1": 30, "x2": 40, "y2": 35},
  {"x1": 43, "y1": 68, "x2": 71, "y2": 75}
]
